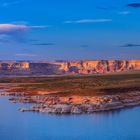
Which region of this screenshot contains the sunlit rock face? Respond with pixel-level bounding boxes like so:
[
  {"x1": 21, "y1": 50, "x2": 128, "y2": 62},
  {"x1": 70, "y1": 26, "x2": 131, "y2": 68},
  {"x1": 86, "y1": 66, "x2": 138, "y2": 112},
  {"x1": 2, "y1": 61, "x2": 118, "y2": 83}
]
[
  {"x1": 56, "y1": 60, "x2": 140, "y2": 74},
  {"x1": 128, "y1": 60, "x2": 140, "y2": 70},
  {"x1": 0, "y1": 60, "x2": 140, "y2": 75}
]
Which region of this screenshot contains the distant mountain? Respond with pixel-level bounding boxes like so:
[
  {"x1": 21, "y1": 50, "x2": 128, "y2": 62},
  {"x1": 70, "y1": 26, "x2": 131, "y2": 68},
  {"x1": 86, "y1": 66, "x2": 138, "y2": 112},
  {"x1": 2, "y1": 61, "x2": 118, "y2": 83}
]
[{"x1": 0, "y1": 60, "x2": 140, "y2": 76}]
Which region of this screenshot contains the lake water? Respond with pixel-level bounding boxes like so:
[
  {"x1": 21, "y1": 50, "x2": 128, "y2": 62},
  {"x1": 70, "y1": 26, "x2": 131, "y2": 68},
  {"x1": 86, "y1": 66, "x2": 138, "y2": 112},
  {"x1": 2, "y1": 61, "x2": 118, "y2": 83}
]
[{"x1": 0, "y1": 97, "x2": 140, "y2": 140}]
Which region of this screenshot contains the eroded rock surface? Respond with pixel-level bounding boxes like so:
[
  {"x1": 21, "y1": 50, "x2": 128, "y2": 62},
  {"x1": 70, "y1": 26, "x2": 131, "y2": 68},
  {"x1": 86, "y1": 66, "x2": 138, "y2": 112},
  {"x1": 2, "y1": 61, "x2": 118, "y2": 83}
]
[{"x1": 0, "y1": 60, "x2": 140, "y2": 75}]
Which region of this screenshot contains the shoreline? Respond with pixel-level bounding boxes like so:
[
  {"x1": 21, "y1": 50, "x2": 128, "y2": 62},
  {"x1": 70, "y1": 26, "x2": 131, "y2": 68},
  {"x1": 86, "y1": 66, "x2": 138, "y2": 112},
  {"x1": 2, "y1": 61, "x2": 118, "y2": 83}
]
[{"x1": 1, "y1": 90, "x2": 140, "y2": 114}]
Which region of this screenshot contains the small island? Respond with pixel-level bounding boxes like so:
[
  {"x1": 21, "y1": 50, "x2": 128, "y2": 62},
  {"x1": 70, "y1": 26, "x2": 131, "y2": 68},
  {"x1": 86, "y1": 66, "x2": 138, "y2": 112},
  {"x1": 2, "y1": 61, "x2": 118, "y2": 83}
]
[{"x1": 0, "y1": 71, "x2": 140, "y2": 114}]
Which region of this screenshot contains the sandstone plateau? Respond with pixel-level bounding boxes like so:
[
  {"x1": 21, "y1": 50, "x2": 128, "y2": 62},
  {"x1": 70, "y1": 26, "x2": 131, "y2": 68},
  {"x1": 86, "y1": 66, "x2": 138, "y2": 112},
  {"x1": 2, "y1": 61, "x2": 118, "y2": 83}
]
[{"x1": 0, "y1": 60, "x2": 140, "y2": 76}]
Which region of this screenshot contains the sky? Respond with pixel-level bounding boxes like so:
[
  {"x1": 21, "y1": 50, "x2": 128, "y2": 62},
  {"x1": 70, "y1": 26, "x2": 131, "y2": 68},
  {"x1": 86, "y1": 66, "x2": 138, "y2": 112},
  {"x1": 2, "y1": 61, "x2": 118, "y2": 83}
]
[{"x1": 0, "y1": 0, "x2": 140, "y2": 60}]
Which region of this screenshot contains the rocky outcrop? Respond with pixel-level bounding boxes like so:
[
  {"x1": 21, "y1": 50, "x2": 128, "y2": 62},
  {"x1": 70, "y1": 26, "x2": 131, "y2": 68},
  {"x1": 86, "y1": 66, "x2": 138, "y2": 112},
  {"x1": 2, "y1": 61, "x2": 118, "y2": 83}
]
[
  {"x1": 1, "y1": 84, "x2": 140, "y2": 114},
  {"x1": 5, "y1": 91, "x2": 140, "y2": 114},
  {"x1": 0, "y1": 60, "x2": 140, "y2": 75}
]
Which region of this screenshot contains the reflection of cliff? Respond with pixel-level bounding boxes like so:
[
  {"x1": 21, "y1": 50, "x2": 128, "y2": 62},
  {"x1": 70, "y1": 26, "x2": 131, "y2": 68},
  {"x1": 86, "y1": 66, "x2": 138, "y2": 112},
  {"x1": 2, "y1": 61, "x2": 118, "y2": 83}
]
[{"x1": 0, "y1": 60, "x2": 140, "y2": 75}]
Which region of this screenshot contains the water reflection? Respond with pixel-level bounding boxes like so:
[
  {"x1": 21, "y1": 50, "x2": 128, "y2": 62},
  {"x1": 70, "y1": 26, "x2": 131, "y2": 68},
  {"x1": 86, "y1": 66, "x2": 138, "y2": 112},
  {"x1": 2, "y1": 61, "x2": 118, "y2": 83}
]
[{"x1": 0, "y1": 97, "x2": 140, "y2": 140}]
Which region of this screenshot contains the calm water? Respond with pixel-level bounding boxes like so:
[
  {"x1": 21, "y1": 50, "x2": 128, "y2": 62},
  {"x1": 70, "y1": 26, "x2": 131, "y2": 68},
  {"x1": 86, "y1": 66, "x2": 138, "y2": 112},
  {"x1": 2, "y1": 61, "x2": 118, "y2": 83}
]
[{"x1": 0, "y1": 97, "x2": 140, "y2": 140}]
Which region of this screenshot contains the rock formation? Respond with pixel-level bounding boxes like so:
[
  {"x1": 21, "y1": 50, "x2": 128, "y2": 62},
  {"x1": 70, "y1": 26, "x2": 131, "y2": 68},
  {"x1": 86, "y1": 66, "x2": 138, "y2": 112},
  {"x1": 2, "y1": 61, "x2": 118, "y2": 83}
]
[{"x1": 0, "y1": 60, "x2": 140, "y2": 75}]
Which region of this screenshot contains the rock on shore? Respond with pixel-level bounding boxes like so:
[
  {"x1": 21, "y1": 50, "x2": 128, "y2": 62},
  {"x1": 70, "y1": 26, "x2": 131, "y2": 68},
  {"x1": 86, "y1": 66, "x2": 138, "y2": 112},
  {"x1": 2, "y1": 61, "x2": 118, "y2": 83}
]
[{"x1": 13, "y1": 91, "x2": 140, "y2": 114}]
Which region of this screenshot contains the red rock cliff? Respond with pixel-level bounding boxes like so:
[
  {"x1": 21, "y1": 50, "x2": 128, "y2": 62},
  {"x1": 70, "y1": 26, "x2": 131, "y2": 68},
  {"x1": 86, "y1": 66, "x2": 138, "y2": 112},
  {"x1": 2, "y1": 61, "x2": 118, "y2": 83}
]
[{"x1": 0, "y1": 60, "x2": 140, "y2": 75}]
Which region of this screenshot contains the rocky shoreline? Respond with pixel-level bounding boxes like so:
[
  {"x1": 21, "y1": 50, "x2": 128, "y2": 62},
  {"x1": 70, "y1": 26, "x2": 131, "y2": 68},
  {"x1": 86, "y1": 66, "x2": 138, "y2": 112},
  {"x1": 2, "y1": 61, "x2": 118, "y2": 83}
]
[{"x1": 1, "y1": 90, "x2": 140, "y2": 114}]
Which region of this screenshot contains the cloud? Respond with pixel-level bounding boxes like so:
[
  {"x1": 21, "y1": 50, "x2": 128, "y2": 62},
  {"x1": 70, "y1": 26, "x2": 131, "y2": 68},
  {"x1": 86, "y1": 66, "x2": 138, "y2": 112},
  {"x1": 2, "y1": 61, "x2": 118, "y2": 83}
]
[
  {"x1": 64, "y1": 19, "x2": 112, "y2": 24},
  {"x1": 127, "y1": 3, "x2": 140, "y2": 8},
  {"x1": 16, "y1": 53, "x2": 37, "y2": 57},
  {"x1": 80, "y1": 45, "x2": 89, "y2": 48},
  {"x1": 0, "y1": 24, "x2": 48, "y2": 43},
  {"x1": 2, "y1": 0, "x2": 23, "y2": 7},
  {"x1": 32, "y1": 43, "x2": 55, "y2": 46},
  {"x1": 0, "y1": 24, "x2": 48, "y2": 34},
  {"x1": 118, "y1": 11, "x2": 131, "y2": 15},
  {"x1": 96, "y1": 6, "x2": 131, "y2": 16},
  {"x1": 121, "y1": 43, "x2": 140, "y2": 48},
  {"x1": 96, "y1": 6, "x2": 118, "y2": 11}
]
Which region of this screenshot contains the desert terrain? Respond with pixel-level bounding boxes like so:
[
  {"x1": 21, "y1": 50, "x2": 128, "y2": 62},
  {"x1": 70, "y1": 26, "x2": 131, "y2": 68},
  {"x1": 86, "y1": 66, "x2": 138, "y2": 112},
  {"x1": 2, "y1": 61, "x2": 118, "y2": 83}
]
[{"x1": 0, "y1": 70, "x2": 140, "y2": 114}]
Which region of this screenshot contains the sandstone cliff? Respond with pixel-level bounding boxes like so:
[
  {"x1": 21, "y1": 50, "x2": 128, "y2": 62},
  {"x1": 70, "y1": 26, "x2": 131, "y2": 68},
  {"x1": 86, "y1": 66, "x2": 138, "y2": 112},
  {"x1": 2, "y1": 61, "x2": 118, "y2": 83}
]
[{"x1": 0, "y1": 60, "x2": 140, "y2": 75}]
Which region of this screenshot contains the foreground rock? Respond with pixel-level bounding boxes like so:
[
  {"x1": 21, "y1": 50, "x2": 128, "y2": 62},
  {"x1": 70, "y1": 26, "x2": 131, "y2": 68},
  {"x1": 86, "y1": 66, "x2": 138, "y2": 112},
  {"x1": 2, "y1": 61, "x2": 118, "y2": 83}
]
[{"x1": 3, "y1": 91, "x2": 140, "y2": 114}]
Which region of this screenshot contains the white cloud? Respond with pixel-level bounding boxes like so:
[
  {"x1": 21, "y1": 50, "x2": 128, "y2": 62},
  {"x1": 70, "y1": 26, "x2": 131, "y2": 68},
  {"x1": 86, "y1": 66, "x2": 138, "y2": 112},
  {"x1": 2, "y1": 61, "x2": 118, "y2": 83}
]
[{"x1": 64, "y1": 19, "x2": 112, "y2": 24}]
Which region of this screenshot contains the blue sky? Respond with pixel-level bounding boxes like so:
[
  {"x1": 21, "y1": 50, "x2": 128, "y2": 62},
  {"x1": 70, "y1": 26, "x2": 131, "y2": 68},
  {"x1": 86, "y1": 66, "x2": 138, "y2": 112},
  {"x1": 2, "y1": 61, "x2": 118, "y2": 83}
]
[{"x1": 0, "y1": 0, "x2": 140, "y2": 60}]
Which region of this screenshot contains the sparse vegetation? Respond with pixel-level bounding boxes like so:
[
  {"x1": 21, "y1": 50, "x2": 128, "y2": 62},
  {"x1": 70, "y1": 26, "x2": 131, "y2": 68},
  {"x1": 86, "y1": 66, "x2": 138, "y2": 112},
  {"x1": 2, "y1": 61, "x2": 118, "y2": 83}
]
[{"x1": 0, "y1": 71, "x2": 140, "y2": 97}]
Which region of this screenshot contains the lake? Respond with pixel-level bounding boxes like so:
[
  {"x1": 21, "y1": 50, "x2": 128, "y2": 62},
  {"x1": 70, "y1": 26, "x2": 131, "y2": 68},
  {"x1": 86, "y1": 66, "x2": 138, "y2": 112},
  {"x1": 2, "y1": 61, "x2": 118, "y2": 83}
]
[{"x1": 0, "y1": 97, "x2": 140, "y2": 140}]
